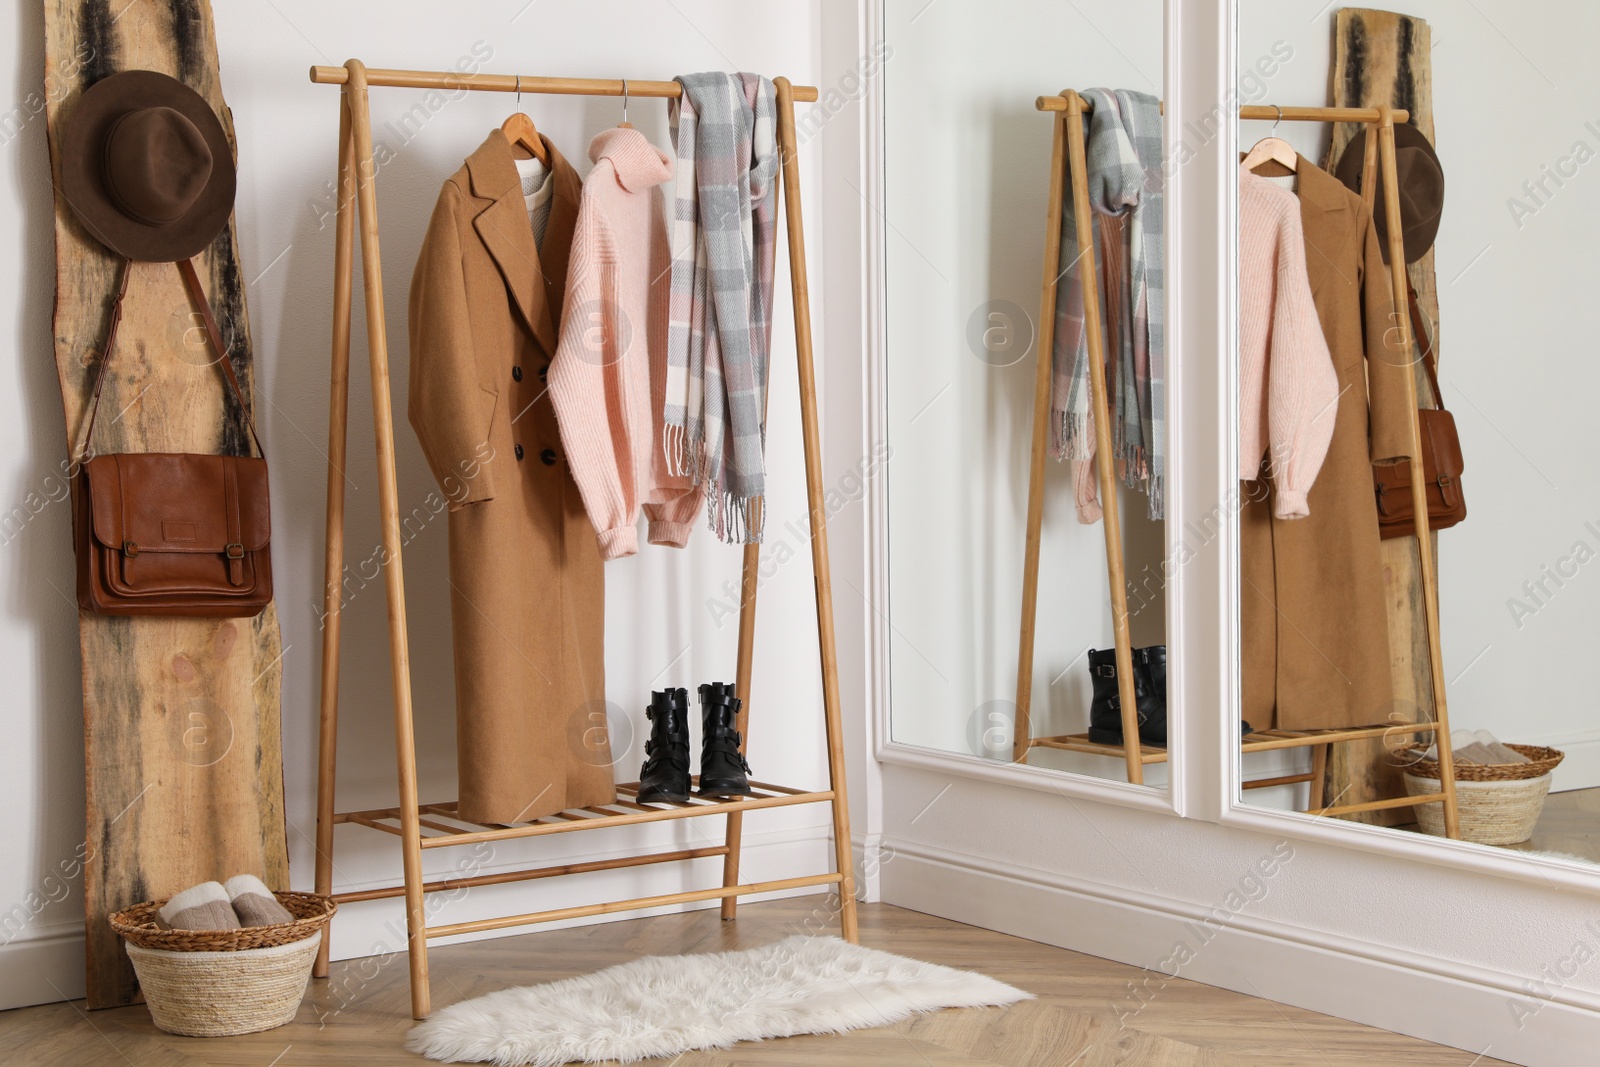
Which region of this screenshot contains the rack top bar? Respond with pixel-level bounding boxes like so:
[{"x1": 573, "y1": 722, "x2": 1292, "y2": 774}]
[
  {"x1": 310, "y1": 64, "x2": 819, "y2": 102},
  {"x1": 1035, "y1": 93, "x2": 1406, "y2": 124}
]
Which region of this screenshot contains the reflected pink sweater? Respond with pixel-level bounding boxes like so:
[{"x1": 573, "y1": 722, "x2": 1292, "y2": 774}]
[
  {"x1": 550, "y1": 128, "x2": 703, "y2": 559},
  {"x1": 1239, "y1": 167, "x2": 1338, "y2": 519}
]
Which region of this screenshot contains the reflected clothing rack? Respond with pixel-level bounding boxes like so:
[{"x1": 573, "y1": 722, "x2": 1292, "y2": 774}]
[
  {"x1": 1011, "y1": 90, "x2": 1459, "y2": 836},
  {"x1": 306, "y1": 60, "x2": 855, "y2": 1019}
]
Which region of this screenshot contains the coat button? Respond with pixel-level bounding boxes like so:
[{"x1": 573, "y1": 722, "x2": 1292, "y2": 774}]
[
  {"x1": 538, "y1": 365, "x2": 548, "y2": 382},
  {"x1": 514, "y1": 444, "x2": 525, "y2": 461},
  {"x1": 512, "y1": 366, "x2": 523, "y2": 382},
  {"x1": 540, "y1": 448, "x2": 557, "y2": 466}
]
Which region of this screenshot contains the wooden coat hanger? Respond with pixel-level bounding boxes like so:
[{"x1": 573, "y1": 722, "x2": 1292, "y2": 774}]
[
  {"x1": 1242, "y1": 105, "x2": 1296, "y2": 177},
  {"x1": 501, "y1": 75, "x2": 550, "y2": 165}
]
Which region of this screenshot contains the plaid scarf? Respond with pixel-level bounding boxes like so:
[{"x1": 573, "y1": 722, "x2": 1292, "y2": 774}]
[
  {"x1": 665, "y1": 72, "x2": 778, "y2": 543},
  {"x1": 1050, "y1": 88, "x2": 1165, "y2": 520}
]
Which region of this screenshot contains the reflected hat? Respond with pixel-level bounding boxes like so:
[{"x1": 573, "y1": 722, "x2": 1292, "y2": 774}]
[
  {"x1": 1333, "y1": 123, "x2": 1444, "y2": 265},
  {"x1": 61, "y1": 70, "x2": 236, "y2": 262}
]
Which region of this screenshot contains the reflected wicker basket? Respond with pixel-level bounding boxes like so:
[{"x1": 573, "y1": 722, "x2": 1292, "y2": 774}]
[
  {"x1": 1403, "y1": 743, "x2": 1564, "y2": 782},
  {"x1": 1402, "y1": 744, "x2": 1564, "y2": 846}
]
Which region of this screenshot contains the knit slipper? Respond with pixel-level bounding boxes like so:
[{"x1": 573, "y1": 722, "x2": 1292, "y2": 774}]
[
  {"x1": 224, "y1": 873, "x2": 293, "y2": 928},
  {"x1": 158, "y1": 881, "x2": 240, "y2": 931}
]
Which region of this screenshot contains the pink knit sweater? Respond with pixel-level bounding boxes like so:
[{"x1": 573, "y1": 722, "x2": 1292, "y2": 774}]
[
  {"x1": 1239, "y1": 167, "x2": 1338, "y2": 519},
  {"x1": 550, "y1": 128, "x2": 703, "y2": 559}
]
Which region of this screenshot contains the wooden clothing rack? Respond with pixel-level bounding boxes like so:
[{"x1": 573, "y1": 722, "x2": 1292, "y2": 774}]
[
  {"x1": 307, "y1": 60, "x2": 854, "y2": 1019},
  {"x1": 1011, "y1": 91, "x2": 1460, "y2": 836}
]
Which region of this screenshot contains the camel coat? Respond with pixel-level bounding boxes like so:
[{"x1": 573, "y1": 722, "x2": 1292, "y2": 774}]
[
  {"x1": 409, "y1": 131, "x2": 614, "y2": 824},
  {"x1": 1241, "y1": 159, "x2": 1414, "y2": 731}
]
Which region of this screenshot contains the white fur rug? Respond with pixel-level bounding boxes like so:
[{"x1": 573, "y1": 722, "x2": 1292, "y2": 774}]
[{"x1": 406, "y1": 934, "x2": 1031, "y2": 1065}]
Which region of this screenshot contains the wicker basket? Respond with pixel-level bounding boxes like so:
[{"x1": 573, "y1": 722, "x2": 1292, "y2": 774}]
[
  {"x1": 125, "y1": 932, "x2": 321, "y2": 1037},
  {"x1": 1403, "y1": 743, "x2": 1564, "y2": 782},
  {"x1": 110, "y1": 890, "x2": 334, "y2": 952},
  {"x1": 1404, "y1": 773, "x2": 1554, "y2": 845},
  {"x1": 110, "y1": 890, "x2": 335, "y2": 1037}
]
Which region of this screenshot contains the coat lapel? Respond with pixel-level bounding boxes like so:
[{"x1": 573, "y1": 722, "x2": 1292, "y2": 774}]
[
  {"x1": 537, "y1": 142, "x2": 582, "y2": 340},
  {"x1": 465, "y1": 131, "x2": 578, "y2": 356},
  {"x1": 1294, "y1": 155, "x2": 1357, "y2": 299}
]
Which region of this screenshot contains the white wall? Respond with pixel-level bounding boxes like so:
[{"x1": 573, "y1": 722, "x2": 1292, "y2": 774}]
[
  {"x1": 881, "y1": 0, "x2": 1170, "y2": 777},
  {"x1": 0, "y1": 0, "x2": 874, "y2": 1010},
  {"x1": 855, "y1": 2, "x2": 1600, "y2": 1065}
]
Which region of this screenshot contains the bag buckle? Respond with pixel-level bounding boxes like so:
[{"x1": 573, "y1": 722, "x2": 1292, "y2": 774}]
[
  {"x1": 121, "y1": 541, "x2": 139, "y2": 557},
  {"x1": 225, "y1": 543, "x2": 246, "y2": 560}
]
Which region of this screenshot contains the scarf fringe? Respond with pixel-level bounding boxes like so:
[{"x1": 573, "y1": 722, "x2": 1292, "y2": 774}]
[
  {"x1": 663, "y1": 422, "x2": 693, "y2": 479},
  {"x1": 705, "y1": 487, "x2": 764, "y2": 545},
  {"x1": 1050, "y1": 411, "x2": 1094, "y2": 462}
]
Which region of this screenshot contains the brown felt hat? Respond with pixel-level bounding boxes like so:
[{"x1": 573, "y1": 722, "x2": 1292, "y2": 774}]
[
  {"x1": 1333, "y1": 122, "x2": 1444, "y2": 265},
  {"x1": 61, "y1": 70, "x2": 236, "y2": 262}
]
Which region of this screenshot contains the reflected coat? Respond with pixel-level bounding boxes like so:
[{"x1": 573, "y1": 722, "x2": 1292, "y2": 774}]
[{"x1": 1241, "y1": 159, "x2": 1414, "y2": 731}]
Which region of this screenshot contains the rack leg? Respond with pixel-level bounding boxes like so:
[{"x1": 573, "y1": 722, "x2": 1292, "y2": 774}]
[
  {"x1": 719, "y1": 535, "x2": 761, "y2": 920},
  {"x1": 1377, "y1": 108, "x2": 1458, "y2": 839},
  {"x1": 775, "y1": 78, "x2": 857, "y2": 941},
  {"x1": 345, "y1": 60, "x2": 432, "y2": 1017},
  {"x1": 313, "y1": 90, "x2": 358, "y2": 981},
  {"x1": 1359, "y1": 120, "x2": 1380, "y2": 209},
  {"x1": 1063, "y1": 92, "x2": 1144, "y2": 785},
  {"x1": 1308, "y1": 743, "x2": 1330, "y2": 813},
  {"x1": 1012, "y1": 105, "x2": 1071, "y2": 765}
]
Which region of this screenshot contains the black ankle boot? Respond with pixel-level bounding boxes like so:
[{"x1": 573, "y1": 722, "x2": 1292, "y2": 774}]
[
  {"x1": 637, "y1": 689, "x2": 691, "y2": 803},
  {"x1": 1139, "y1": 645, "x2": 1167, "y2": 737},
  {"x1": 1086, "y1": 646, "x2": 1167, "y2": 747},
  {"x1": 697, "y1": 682, "x2": 753, "y2": 797}
]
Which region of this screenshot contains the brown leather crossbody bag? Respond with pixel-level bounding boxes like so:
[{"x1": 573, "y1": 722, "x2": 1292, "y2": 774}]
[
  {"x1": 1373, "y1": 283, "x2": 1466, "y2": 540},
  {"x1": 72, "y1": 258, "x2": 272, "y2": 617}
]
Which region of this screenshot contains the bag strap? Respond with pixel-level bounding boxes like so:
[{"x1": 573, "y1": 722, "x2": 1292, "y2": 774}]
[
  {"x1": 1405, "y1": 277, "x2": 1445, "y2": 411},
  {"x1": 76, "y1": 256, "x2": 264, "y2": 464}
]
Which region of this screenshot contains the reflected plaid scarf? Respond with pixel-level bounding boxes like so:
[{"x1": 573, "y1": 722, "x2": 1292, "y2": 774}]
[
  {"x1": 665, "y1": 72, "x2": 778, "y2": 543},
  {"x1": 1050, "y1": 87, "x2": 1165, "y2": 520}
]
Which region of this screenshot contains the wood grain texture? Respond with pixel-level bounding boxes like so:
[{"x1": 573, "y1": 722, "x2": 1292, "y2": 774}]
[
  {"x1": 1321, "y1": 8, "x2": 1441, "y2": 826},
  {"x1": 0, "y1": 900, "x2": 1512, "y2": 1064},
  {"x1": 42, "y1": 0, "x2": 287, "y2": 1007}
]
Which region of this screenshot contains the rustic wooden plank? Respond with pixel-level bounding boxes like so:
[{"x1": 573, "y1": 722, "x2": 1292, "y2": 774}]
[
  {"x1": 42, "y1": 0, "x2": 287, "y2": 1007},
  {"x1": 1322, "y1": 8, "x2": 1440, "y2": 825}
]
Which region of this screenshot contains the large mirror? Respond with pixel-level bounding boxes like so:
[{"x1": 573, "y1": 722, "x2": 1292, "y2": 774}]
[
  {"x1": 1235, "y1": 2, "x2": 1600, "y2": 866},
  {"x1": 882, "y1": 0, "x2": 1168, "y2": 786}
]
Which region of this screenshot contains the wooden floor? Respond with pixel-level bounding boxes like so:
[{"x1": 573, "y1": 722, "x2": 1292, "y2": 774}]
[
  {"x1": 1388, "y1": 786, "x2": 1600, "y2": 864},
  {"x1": 1505, "y1": 786, "x2": 1600, "y2": 862},
  {"x1": 0, "y1": 898, "x2": 1506, "y2": 1065}
]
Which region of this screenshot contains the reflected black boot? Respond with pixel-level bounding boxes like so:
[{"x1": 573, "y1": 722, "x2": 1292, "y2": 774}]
[
  {"x1": 1085, "y1": 647, "x2": 1166, "y2": 747},
  {"x1": 1135, "y1": 645, "x2": 1169, "y2": 746},
  {"x1": 697, "y1": 682, "x2": 754, "y2": 797},
  {"x1": 637, "y1": 689, "x2": 691, "y2": 803}
]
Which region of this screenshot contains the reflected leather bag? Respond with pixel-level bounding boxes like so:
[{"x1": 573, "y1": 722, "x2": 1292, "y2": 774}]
[
  {"x1": 1373, "y1": 283, "x2": 1465, "y2": 540},
  {"x1": 72, "y1": 257, "x2": 272, "y2": 617}
]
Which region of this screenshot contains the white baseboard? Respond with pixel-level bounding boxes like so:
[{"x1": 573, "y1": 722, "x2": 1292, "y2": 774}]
[
  {"x1": 0, "y1": 923, "x2": 85, "y2": 1009},
  {"x1": 0, "y1": 824, "x2": 838, "y2": 1014},
  {"x1": 881, "y1": 839, "x2": 1600, "y2": 1067}
]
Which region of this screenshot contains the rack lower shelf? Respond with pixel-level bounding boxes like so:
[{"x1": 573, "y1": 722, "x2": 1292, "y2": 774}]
[
  {"x1": 327, "y1": 779, "x2": 841, "y2": 941},
  {"x1": 1028, "y1": 722, "x2": 1440, "y2": 763},
  {"x1": 1027, "y1": 724, "x2": 1447, "y2": 818},
  {"x1": 333, "y1": 779, "x2": 832, "y2": 849}
]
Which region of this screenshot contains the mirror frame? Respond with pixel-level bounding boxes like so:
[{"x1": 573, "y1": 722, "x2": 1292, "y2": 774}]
[
  {"x1": 861, "y1": 0, "x2": 1182, "y2": 814},
  {"x1": 859, "y1": 0, "x2": 1600, "y2": 893}
]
